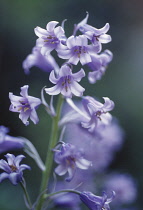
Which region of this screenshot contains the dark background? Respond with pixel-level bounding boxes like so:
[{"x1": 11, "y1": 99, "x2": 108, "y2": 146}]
[{"x1": 1, "y1": 0, "x2": 143, "y2": 209}]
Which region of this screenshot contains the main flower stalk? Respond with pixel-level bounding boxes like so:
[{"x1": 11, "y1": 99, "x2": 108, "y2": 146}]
[{"x1": 36, "y1": 94, "x2": 63, "y2": 210}]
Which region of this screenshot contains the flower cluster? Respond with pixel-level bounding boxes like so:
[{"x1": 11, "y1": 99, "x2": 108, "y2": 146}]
[{"x1": 0, "y1": 13, "x2": 138, "y2": 210}]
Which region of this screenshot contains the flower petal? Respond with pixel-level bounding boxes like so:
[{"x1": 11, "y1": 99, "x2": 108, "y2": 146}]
[
  {"x1": 34, "y1": 26, "x2": 48, "y2": 38},
  {"x1": 72, "y1": 68, "x2": 85, "y2": 82},
  {"x1": 45, "y1": 84, "x2": 61, "y2": 95},
  {"x1": 55, "y1": 165, "x2": 67, "y2": 176},
  {"x1": 46, "y1": 21, "x2": 59, "y2": 32},
  {"x1": 70, "y1": 81, "x2": 85, "y2": 97}
]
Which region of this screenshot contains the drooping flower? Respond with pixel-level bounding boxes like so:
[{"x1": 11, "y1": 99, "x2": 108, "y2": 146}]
[
  {"x1": 104, "y1": 173, "x2": 137, "y2": 205},
  {"x1": 87, "y1": 50, "x2": 113, "y2": 84},
  {"x1": 79, "y1": 21, "x2": 111, "y2": 48},
  {"x1": 54, "y1": 142, "x2": 91, "y2": 182},
  {"x1": 9, "y1": 85, "x2": 41, "y2": 126},
  {"x1": 63, "y1": 119, "x2": 124, "y2": 172},
  {"x1": 0, "y1": 153, "x2": 30, "y2": 185},
  {"x1": 23, "y1": 46, "x2": 59, "y2": 74},
  {"x1": 81, "y1": 96, "x2": 114, "y2": 132},
  {"x1": 34, "y1": 21, "x2": 65, "y2": 55},
  {"x1": 80, "y1": 191, "x2": 115, "y2": 210},
  {"x1": 0, "y1": 126, "x2": 24, "y2": 154},
  {"x1": 52, "y1": 181, "x2": 81, "y2": 210},
  {"x1": 45, "y1": 64, "x2": 85, "y2": 98},
  {"x1": 57, "y1": 35, "x2": 101, "y2": 65}
]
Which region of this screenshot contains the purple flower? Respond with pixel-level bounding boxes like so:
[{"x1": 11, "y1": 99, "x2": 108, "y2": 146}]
[
  {"x1": 88, "y1": 50, "x2": 113, "y2": 84},
  {"x1": 23, "y1": 46, "x2": 59, "y2": 74},
  {"x1": 45, "y1": 65, "x2": 85, "y2": 98},
  {"x1": 64, "y1": 119, "x2": 124, "y2": 172},
  {"x1": 34, "y1": 21, "x2": 65, "y2": 55},
  {"x1": 0, "y1": 126, "x2": 24, "y2": 154},
  {"x1": 80, "y1": 22, "x2": 111, "y2": 48},
  {"x1": 0, "y1": 153, "x2": 30, "y2": 185},
  {"x1": 104, "y1": 173, "x2": 137, "y2": 205},
  {"x1": 54, "y1": 143, "x2": 91, "y2": 182},
  {"x1": 81, "y1": 96, "x2": 114, "y2": 132},
  {"x1": 9, "y1": 85, "x2": 41, "y2": 126},
  {"x1": 80, "y1": 191, "x2": 115, "y2": 210},
  {"x1": 52, "y1": 181, "x2": 81, "y2": 210},
  {"x1": 57, "y1": 35, "x2": 101, "y2": 65}
]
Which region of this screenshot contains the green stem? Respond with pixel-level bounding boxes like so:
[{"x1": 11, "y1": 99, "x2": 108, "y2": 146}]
[
  {"x1": 45, "y1": 189, "x2": 81, "y2": 198},
  {"x1": 36, "y1": 95, "x2": 63, "y2": 210},
  {"x1": 20, "y1": 180, "x2": 32, "y2": 209}
]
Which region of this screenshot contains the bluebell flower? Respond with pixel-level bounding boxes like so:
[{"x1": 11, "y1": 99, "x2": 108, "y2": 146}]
[
  {"x1": 0, "y1": 153, "x2": 30, "y2": 185},
  {"x1": 0, "y1": 126, "x2": 24, "y2": 154},
  {"x1": 23, "y1": 46, "x2": 59, "y2": 74},
  {"x1": 57, "y1": 35, "x2": 101, "y2": 65},
  {"x1": 54, "y1": 143, "x2": 91, "y2": 182},
  {"x1": 88, "y1": 50, "x2": 113, "y2": 84},
  {"x1": 79, "y1": 21, "x2": 111, "y2": 49},
  {"x1": 63, "y1": 119, "x2": 124, "y2": 172},
  {"x1": 81, "y1": 96, "x2": 114, "y2": 132},
  {"x1": 104, "y1": 173, "x2": 137, "y2": 205},
  {"x1": 45, "y1": 64, "x2": 85, "y2": 98},
  {"x1": 80, "y1": 191, "x2": 115, "y2": 210},
  {"x1": 34, "y1": 21, "x2": 65, "y2": 55},
  {"x1": 9, "y1": 85, "x2": 41, "y2": 125}
]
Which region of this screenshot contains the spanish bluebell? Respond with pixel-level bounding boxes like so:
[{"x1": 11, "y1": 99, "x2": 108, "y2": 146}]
[
  {"x1": 80, "y1": 191, "x2": 115, "y2": 210},
  {"x1": 0, "y1": 153, "x2": 30, "y2": 185},
  {"x1": 45, "y1": 64, "x2": 85, "y2": 98},
  {"x1": 54, "y1": 142, "x2": 91, "y2": 181},
  {"x1": 35, "y1": 21, "x2": 65, "y2": 55},
  {"x1": 0, "y1": 126, "x2": 24, "y2": 154},
  {"x1": 23, "y1": 46, "x2": 59, "y2": 74},
  {"x1": 9, "y1": 85, "x2": 41, "y2": 125},
  {"x1": 81, "y1": 96, "x2": 114, "y2": 132},
  {"x1": 57, "y1": 35, "x2": 101, "y2": 65}
]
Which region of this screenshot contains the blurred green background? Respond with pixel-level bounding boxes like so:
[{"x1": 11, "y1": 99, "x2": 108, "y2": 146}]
[{"x1": 1, "y1": 0, "x2": 143, "y2": 209}]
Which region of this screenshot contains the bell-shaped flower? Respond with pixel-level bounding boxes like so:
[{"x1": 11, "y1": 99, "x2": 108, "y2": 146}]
[
  {"x1": 80, "y1": 191, "x2": 115, "y2": 210},
  {"x1": 45, "y1": 65, "x2": 85, "y2": 98},
  {"x1": 88, "y1": 50, "x2": 113, "y2": 84},
  {"x1": 104, "y1": 173, "x2": 137, "y2": 205},
  {"x1": 57, "y1": 35, "x2": 101, "y2": 66},
  {"x1": 23, "y1": 46, "x2": 59, "y2": 74},
  {"x1": 80, "y1": 22, "x2": 111, "y2": 48},
  {"x1": 0, "y1": 126, "x2": 24, "y2": 154},
  {"x1": 0, "y1": 153, "x2": 30, "y2": 185},
  {"x1": 81, "y1": 96, "x2": 115, "y2": 132},
  {"x1": 34, "y1": 21, "x2": 65, "y2": 55},
  {"x1": 9, "y1": 85, "x2": 41, "y2": 126},
  {"x1": 54, "y1": 143, "x2": 92, "y2": 182}
]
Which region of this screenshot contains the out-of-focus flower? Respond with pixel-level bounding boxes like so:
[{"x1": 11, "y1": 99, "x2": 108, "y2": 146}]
[
  {"x1": 57, "y1": 35, "x2": 101, "y2": 65},
  {"x1": 81, "y1": 96, "x2": 114, "y2": 132},
  {"x1": 0, "y1": 126, "x2": 24, "y2": 154},
  {"x1": 80, "y1": 191, "x2": 115, "y2": 210},
  {"x1": 35, "y1": 21, "x2": 65, "y2": 55},
  {"x1": 23, "y1": 46, "x2": 59, "y2": 74},
  {"x1": 51, "y1": 181, "x2": 81, "y2": 210},
  {"x1": 45, "y1": 65, "x2": 85, "y2": 98},
  {"x1": 9, "y1": 85, "x2": 41, "y2": 126},
  {"x1": 88, "y1": 50, "x2": 113, "y2": 84},
  {"x1": 64, "y1": 119, "x2": 124, "y2": 172},
  {"x1": 54, "y1": 142, "x2": 91, "y2": 182},
  {"x1": 0, "y1": 153, "x2": 30, "y2": 185},
  {"x1": 104, "y1": 173, "x2": 137, "y2": 205}
]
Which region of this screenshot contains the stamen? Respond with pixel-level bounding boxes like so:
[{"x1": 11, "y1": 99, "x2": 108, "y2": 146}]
[
  {"x1": 24, "y1": 107, "x2": 30, "y2": 112},
  {"x1": 9, "y1": 165, "x2": 17, "y2": 172},
  {"x1": 18, "y1": 107, "x2": 22, "y2": 111}
]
